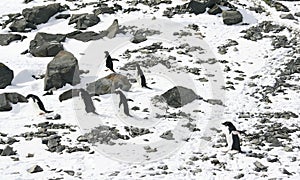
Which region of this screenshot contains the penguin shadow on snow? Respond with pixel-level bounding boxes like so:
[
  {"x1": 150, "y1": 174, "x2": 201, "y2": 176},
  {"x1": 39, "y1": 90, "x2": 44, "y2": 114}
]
[{"x1": 221, "y1": 121, "x2": 247, "y2": 154}]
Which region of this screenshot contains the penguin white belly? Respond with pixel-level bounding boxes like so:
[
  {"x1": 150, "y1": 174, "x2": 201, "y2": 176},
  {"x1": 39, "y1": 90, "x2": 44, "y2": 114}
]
[
  {"x1": 29, "y1": 99, "x2": 44, "y2": 115},
  {"x1": 223, "y1": 129, "x2": 232, "y2": 151},
  {"x1": 136, "y1": 75, "x2": 142, "y2": 88}
]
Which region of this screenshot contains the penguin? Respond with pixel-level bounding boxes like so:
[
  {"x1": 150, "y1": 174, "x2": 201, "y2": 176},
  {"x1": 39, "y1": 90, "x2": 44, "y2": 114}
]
[
  {"x1": 104, "y1": 51, "x2": 119, "y2": 73},
  {"x1": 79, "y1": 88, "x2": 98, "y2": 115},
  {"x1": 26, "y1": 94, "x2": 53, "y2": 114},
  {"x1": 222, "y1": 121, "x2": 243, "y2": 152},
  {"x1": 115, "y1": 90, "x2": 133, "y2": 117},
  {"x1": 136, "y1": 63, "x2": 152, "y2": 89}
]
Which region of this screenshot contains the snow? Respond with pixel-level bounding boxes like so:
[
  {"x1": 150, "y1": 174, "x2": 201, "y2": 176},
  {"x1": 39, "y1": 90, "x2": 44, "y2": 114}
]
[{"x1": 0, "y1": 0, "x2": 300, "y2": 179}]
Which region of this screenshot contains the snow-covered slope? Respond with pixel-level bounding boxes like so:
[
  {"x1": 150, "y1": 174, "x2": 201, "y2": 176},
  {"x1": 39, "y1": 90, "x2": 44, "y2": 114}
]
[{"x1": 0, "y1": 0, "x2": 299, "y2": 179}]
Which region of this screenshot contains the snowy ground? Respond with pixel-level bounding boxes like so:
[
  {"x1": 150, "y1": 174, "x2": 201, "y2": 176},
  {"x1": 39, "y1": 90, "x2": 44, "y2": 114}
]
[{"x1": 0, "y1": 0, "x2": 300, "y2": 179}]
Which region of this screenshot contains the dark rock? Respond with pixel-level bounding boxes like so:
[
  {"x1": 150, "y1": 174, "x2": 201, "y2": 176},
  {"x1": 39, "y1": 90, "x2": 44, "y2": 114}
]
[
  {"x1": 45, "y1": 114, "x2": 61, "y2": 120},
  {"x1": 29, "y1": 32, "x2": 66, "y2": 57},
  {"x1": 0, "y1": 34, "x2": 22, "y2": 46},
  {"x1": 67, "y1": 31, "x2": 107, "y2": 42},
  {"x1": 161, "y1": 86, "x2": 200, "y2": 108},
  {"x1": 68, "y1": 14, "x2": 100, "y2": 30},
  {"x1": 207, "y1": 5, "x2": 222, "y2": 15},
  {"x1": 5, "y1": 137, "x2": 19, "y2": 145},
  {"x1": 55, "y1": 14, "x2": 70, "y2": 19},
  {"x1": 282, "y1": 168, "x2": 293, "y2": 175},
  {"x1": 0, "y1": 145, "x2": 16, "y2": 156},
  {"x1": 234, "y1": 173, "x2": 244, "y2": 179},
  {"x1": 280, "y1": 13, "x2": 295, "y2": 20},
  {"x1": 160, "y1": 130, "x2": 174, "y2": 140},
  {"x1": 22, "y1": 3, "x2": 66, "y2": 25},
  {"x1": 271, "y1": 35, "x2": 289, "y2": 48},
  {"x1": 9, "y1": 18, "x2": 37, "y2": 32},
  {"x1": 124, "y1": 126, "x2": 152, "y2": 138},
  {"x1": 131, "y1": 33, "x2": 147, "y2": 44},
  {"x1": 86, "y1": 74, "x2": 131, "y2": 95},
  {"x1": 59, "y1": 89, "x2": 80, "y2": 102},
  {"x1": 77, "y1": 135, "x2": 88, "y2": 142},
  {"x1": 131, "y1": 106, "x2": 140, "y2": 111},
  {"x1": 1, "y1": 13, "x2": 21, "y2": 29},
  {"x1": 27, "y1": 165, "x2": 43, "y2": 173},
  {"x1": 0, "y1": 63, "x2": 14, "y2": 89},
  {"x1": 93, "y1": 4, "x2": 116, "y2": 15},
  {"x1": 44, "y1": 51, "x2": 80, "y2": 91},
  {"x1": 0, "y1": 93, "x2": 28, "y2": 112},
  {"x1": 254, "y1": 161, "x2": 268, "y2": 172},
  {"x1": 24, "y1": 0, "x2": 34, "y2": 4},
  {"x1": 188, "y1": 0, "x2": 207, "y2": 15},
  {"x1": 64, "y1": 170, "x2": 75, "y2": 176},
  {"x1": 274, "y1": 2, "x2": 289, "y2": 12},
  {"x1": 295, "y1": 12, "x2": 300, "y2": 17},
  {"x1": 222, "y1": 10, "x2": 243, "y2": 25}
]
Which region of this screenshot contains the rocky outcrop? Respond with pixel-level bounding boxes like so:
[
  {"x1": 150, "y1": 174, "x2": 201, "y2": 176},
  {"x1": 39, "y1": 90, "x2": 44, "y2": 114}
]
[
  {"x1": 0, "y1": 63, "x2": 14, "y2": 89},
  {"x1": 22, "y1": 3, "x2": 66, "y2": 25},
  {"x1": 29, "y1": 32, "x2": 66, "y2": 57},
  {"x1": 188, "y1": 0, "x2": 207, "y2": 15},
  {"x1": 0, "y1": 34, "x2": 23, "y2": 46},
  {"x1": 68, "y1": 14, "x2": 100, "y2": 30},
  {"x1": 161, "y1": 86, "x2": 200, "y2": 108},
  {"x1": 0, "y1": 93, "x2": 28, "y2": 112},
  {"x1": 86, "y1": 74, "x2": 132, "y2": 95},
  {"x1": 222, "y1": 10, "x2": 243, "y2": 25},
  {"x1": 44, "y1": 51, "x2": 80, "y2": 91},
  {"x1": 66, "y1": 31, "x2": 107, "y2": 42},
  {"x1": 9, "y1": 19, "x2": 36, "y2": 32}
]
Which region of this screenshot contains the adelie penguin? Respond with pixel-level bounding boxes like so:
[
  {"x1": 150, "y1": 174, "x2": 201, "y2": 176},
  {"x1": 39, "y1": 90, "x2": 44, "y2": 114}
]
[
  {"x1": 79, "y1": 88, "x2": 98, "y2": 115},
  {"x1": 115, "y1": 90, "x2": 133, "y2": 117},
  {"x1": 222, "y1": 121, "x2": 244, "y2": 153},
  {"x1": 136, "y1": 63, "x2": 152, "y2": 89},
  {"x1": 26, "y1": 94, "x2": 53, "y2": 115},
  {"x1": 104, "y1": 51, "x2": 119, "y2": 73}
]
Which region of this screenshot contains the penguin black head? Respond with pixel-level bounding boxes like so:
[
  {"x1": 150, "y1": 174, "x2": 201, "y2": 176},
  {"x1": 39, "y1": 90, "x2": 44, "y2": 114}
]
[
  {"x1": 222, "y1": 121, "x2": 237, "y2": 131},
  {"x1": 104, "y1": 51, "x2": 109, "y2": 57}
]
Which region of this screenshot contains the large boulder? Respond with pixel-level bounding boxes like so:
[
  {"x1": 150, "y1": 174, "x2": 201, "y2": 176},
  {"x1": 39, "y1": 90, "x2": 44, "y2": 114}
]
[
  {"x1": 68, "y1": 14, "x2": 100, "y2": 30},
  {"x1": 207, "y1": 5, "x2": 222, "y2": 15},
  {"x1": 44, "y1": 51, "x2": 80, "y2": 91},
  {"x1": 29, "y1": 32, "x2": 66, "y2": 57},
  {"x1": 222, "y1": 10, "x2": 243, "y2": 25},
  {"x1": 66, "y1": 31, "x2": 107, "y2": 42},
  {"x1": 22, "y1": 3, "x2": 66, "y2": 25},
  {"x1": 188, "y1": 0, "x2": 207, "y2": 15},
  {"x1": 161, "y1": 86, "x2": 200, "y2": 108},
  {"x1": 87, "y1": 74, "x2": 132, "y2": 95},
  {"x1": 9, "y1": 18, "x2": 37, "y2": 32},
  {"x1": 0, "y1": 34, "x2": 22, "y2": 46},
  {"x1": 0, "y1": 93, "x2": 28, "y2": 112},
  {"x1": 0, "y1": 63, "x2": 14, "y2": 89}
]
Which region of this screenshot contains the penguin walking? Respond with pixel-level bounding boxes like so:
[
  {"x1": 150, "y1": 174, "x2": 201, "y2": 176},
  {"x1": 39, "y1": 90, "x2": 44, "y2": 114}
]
[
  {"x1": 79, "y1": 88, "x2": 98, "y2": 115},
  {"x1": 136, "y1": 63, "x2": 152, "y2": 89},
  {"x1": 222, "y1": 121, "x2": 243, "y2": 153},
  {"x1": 26, "y1": 94, "x2": 53, "y2": 115},
  {"x1": 104, "y1": 51, "x2": 119, "y2": 73},
  {"x1": 115, "y1": 90, "x2": 133, "y2": 117}
]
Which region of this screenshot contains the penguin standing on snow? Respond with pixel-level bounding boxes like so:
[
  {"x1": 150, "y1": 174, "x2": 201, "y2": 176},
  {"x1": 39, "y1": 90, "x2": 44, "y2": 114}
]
[
  {"x1": 79, "y1": 88, "x2": 98, "y2": 115},
  {"x1": 26, "y1": 94, "x2": 53, "y2": 114},
  {"x1": 136, "y1": 63, "x2": 152, "y2": 89},
  {"x1": 115, "y1": 90, "x2": 133, "y2": 117},
  {"x1": 104, "y1": 51, "x2": 119, "y2": 73},
  {"x1": 222, "y1": 121, "x2": 243, "y2": 152}
]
